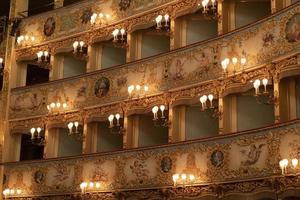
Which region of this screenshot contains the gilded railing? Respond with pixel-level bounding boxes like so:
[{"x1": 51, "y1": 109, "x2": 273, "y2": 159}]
[
  {"x1": 9, "y1": 2, "x2": 300, "y2": 120},
  {"x1": 3, "y1": 119, "x2": 300, "y2": 197}
]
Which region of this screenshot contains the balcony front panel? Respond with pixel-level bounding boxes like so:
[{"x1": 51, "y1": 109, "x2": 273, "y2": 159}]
[
  {"x1": 3, "y1": 120, "x2": 300, "y2": 197},
  {"x1": 9, "y1": 3, "x2": 300, "y2": 120}
]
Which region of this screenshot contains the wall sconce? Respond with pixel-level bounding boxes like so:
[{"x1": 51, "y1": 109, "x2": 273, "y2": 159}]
[
  {"x1": 67, "y1": 121, "x2": 84, "y2": 140},
  {"x1": 17, "y1": 35, "x2": 35, "y2": 46},
  {"x1": 80, "y1": 181, "x2": 101, "y2": 194},
  {"x1": 3, "y1": 188, "x2": 22, "y2": 198},
  {"x1": 152, "y1": 105, "x2": 169, "y2": 127},
  {"x1": 200, "y1": 0, "x2": 217, "y2": 14},
  {"x1": 90, "y1": 12, "x2": 111, "y2": 25},
  {"x1": 172, "y1": 173, "x2": 195, "y2": 187},
  {"x1": 72, "y1": 41, "x2": 88, "y2": 60},
  {"x1": 30, "y1": 127, "x2": 45, "y2": 146},
  {"x1": 108, "y1": 113, "x2": 125, "y2": 134},
  {"x1": 221, "y1": 57, "x2": 247, "y2": 74},
  {"x1": 279, "y1": 158, "x2": 298, "y2": 175},
  {"x1": 199, "y1": 94, "x2": 221, "y2": 119},
  {"x1": 155, "y1": 14, "x2": 170, "y2": 30},
  {"x1": 252, "y1": 78, "x2": 276, "y2": 105},
  {"x1": 36, "y1": 51, "x2": 51, "y2": 68},
  {"x1": 47, "y1": 102, "x2": 68, "y2": 113},
  {"x1": 112, "y1": 28, "x2": 127, "y2": 47},
  {"x1": 128, "y1": 85, "x2": 149, "y2": 98}
]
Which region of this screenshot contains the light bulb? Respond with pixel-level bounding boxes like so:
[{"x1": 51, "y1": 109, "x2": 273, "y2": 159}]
[
  {"x1": 160, "y1": 105, "x2": 165, "y2": 112},
  {"x1": 95, "y1": 182, "x2": 101, "y2": 188},
  {"x1": 30, "y1": 128, "x2": 36, "y2": 134},
  {"x1": 10, "y1": 189, "x2": 15, "y2": 195},
  {"x1": 74, "y1": 121, "x2": 79, "y2": 127},
  {"x1": 156, "y1": 15, "x2": 163, "y2": 23},
  {"x1": 0, "y1": 58, "x2": 3, "y2": 64},
  {"x1": 262, "y1": 78, "x2": 268, "y2": 87},
  {"x1": 99, "y1": 13, "x2": 103, "y2": 18},
  {"x1": 31, "y1": 36, "x2": 35, "y2": 42},
  {"x1": 68, "y1": 122, "x2": 74, "y2": 130},
  {"x1": 89, "y1": 182, "x2": 94, "y2": 188},
  {"x1": 115, "y1": 113, "x2": 121, "y2": 120},
  {"x1": 181, "y1": 174, "x2": 187, "y2": 180},
  {"x1": 241, "y1": 58, "x2": 247, "y2": 65},
  {"x1": 292, "y1": 158, "x2": 298, "y2": 168},
  {"x1": 73, "y1": 41, "x2": 79, "y2": 49},
  {"x1": 112, "y1": 29, "x2": 119, "y2": 37},
  {"x1": 152, "y1": 106, "x2": 159, "y2": 114},
  {"x1": 144, "y1": 85, "x2": 149, "y2": 92},
  {"x1": 37, "y1": 127, "x2": 42, "y2": 133},
  {"x1": 108, "y1": 114, "x2": 114, "y2": 122},
  {"x1": 172, "y1": 174, "x2": 179, "y2": 182},
  {"x1": 106, "y1": 14, "x2": 110, "y2": 19},
  {"x1": 44, "y1": 51, "x2": 49, "y2": 57},
  {"x1": 80, "y1": 182, "x2": 87, "y2": 189},
  {"x1": 189, "y1": 174, "x2": 195, "y2": 181},
  {"x1": 136, "y1": 85, "x2": 141, "y2": 91},
  {"x1": 253, "y1": 79, "x2": 261, "y2": 89},
  {"x1": 25, "y1": 35, "x2": 29, "y2": 41},
  {"x1": 208, "y1": 94, "x2": 213, "y2": 101},
  {"x1": 202, "y1": 95, "x2": 207, "y2": 102},
  {"x1": 232, "y1": 57, "x2": 238, "y2": 65},
  {"x1": 164, "y1": 14, "x2": 169, "y2": 22},
  {"x1": 63, "y1": 103, "x2": 67, "y2": 108},
  {"x1": 283, "y1": 159, "x2": 289, "y2": 167},
  {"x1": 16, "y1": 189, "x2": 22, "y2": 195},
  {"x1": 50, "y1": 102, "x2": 56, "y2": 108},
  {"x1": 120, "y1": 28, "x2": 126, "y2": 35},
  {"x1": 56, "y1": 102, "x2": 61, "y2": 108},
  {"x1": 80, "y1": 41, "x2": 84, "y2": 47}
]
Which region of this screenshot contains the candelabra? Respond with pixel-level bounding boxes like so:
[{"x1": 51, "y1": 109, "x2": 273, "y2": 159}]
[
  {"x1": 199, "y1": 94, "x2": 221, "y2": 119},
  {"x1": 128, "y1": 85, "x2": 149, "y2": 98},
  {"x1": 112, "y1": 28, "x2": 127, "y2": 48},
  {"x1": 279, "y1": 158, "x2": 298, "y2": 175},
  {"x1": 17, "y1": 35, "x2": 36, "y2": 46},
  {"x1": 72, "y1": 41, "x2": 88, "y2": 60},
  {"x1": 36, "y1": 51, "x2": 51, "y2": 68},
  {"x1": 252, "y1": 78, "x2": 277, "y2": 105},
  {"x1": 152, "y1": 105, "x2": 169, "y2": 127},
  {"x1": 47, "y1": 102, "x2": 68, "y2": 113},
  {"x1": 0, "y1": 57, "x2": 4, "y2": 75},
  {"x1": 108, "y1": 113, "x2": 125, "y2": 134},
  {"x1": 172, "y1": 173, "x2": 196, "y2": 187},
  {"x1": 30, "y1": 127, "x2": 45, "y2": 146},
  {"x1": 221, "y1": 57, "x2": 247, "y2": 75},
  {"x1": 80, "y1": 181, "x2": 102, "y2": 194},
  {"x1": 90, "y1": 12, "x2": 111, "y2": 25},
  {"x1": 67, "y1": 121, "x2": 84, "y2": 140},
  {"x1": 3, "y1": 188, "x2": 22, "y2": 199},
  {"x1": 155, "y1": 14, "x2": 170, "y2": 30}
]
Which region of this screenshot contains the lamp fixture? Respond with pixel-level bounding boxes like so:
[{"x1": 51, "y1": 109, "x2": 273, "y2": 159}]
[
  {"x1": 279, "y1": 158, "x2": 298, "y2": 175},
  {"x1": 108, "y1": 113, "x2": 125, "y2": 134},
  {"x1": 0, "y1": 57, "x2": 4, "y2": 69},
  {"x1": 17, "y1": 35, "x2": 36, "y2": 46},
  {"x1": 200, "y1": 0, "x2": 217, "y2": 14},
  {"x1": 80, "y1": 181, "x2": 102, "y2": 194},
  {"x1": 252, "y1": 78, "x2": 277, "y2": 105},
  {"x1": 36, "y1": 51, "x2": 51, "y2": 68},
  {"x1": 72, "y1": 41, "x2": 88, "y2": 60},
  {"x1": 30, "y1": 127, "x2": 45, "y2": 146},
  {"x1": 199, "y1": 94, "x2": 221, "y2": 119},
  {"x1": 172, "y1": 173, "x2": 196, "y2": 187},
  {"x1": 155, "y1": 14, "x2": 170, "y2": 30},
  {"x1": 67, "y1": 121, "x2": 84, "y2": 140},
  {"x1": 152, "y1": 105, "x2": 170, "y2": 127},
  {"x1": 3, "y1": 188, "x2": 22, "y2": 198},
  {"x1": 128, "y1": 84, "x2": 149, "y2": 98},
  {"x1": 90, "y1": 12, "x2": 111, "y2": 25},
  {"x1": 221, "y1": 57, "x2": 247, "y2": 74},
  {"x1": 112, "y1": 28, "x2": 127, "y2": 47},
  {"x1": 47, "y1": 102, "x2": 68, "y2": 113}
]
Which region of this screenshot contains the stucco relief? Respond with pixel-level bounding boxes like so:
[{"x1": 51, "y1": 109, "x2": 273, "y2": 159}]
[
  {"x1": 11, "y1": 5, "x2": 300, "y2": 120},
  {"x1": 4, "y1": 122, "x2": 299, "y2": 196}
]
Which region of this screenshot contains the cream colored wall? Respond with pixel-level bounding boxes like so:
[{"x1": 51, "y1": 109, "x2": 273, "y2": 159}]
[
  {"x1": 101, "y1": 45, "x2": 127, "y2": 69},
  {"x1": 63, "y1": 55, "x2": 86, "y2": 78},
  {"x1": 57, "y1": 128, "x2": 82, "y2": 157},
  {"x1": 96, "y1": 122, "x2": 123, "y2": 152},
  {"x1": 141, "y1": 34, "x2": 170, "y2": 59}
]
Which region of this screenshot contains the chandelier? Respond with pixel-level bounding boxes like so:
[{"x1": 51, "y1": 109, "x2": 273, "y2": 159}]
[
  {"x1": 199, "y1": 94, "x2": 221, "y2": 119},
  {"x1": 112, "y1": 28, "x2": 127, "y2": 48},
  {"x1": 80, "y1": 181, "x2": 101, "y2": 194},
  {"x1": 30, "y1": 127, "x2": 45, "y2": 146},
  {"x1": 221, "y1": 57, "x2": 247, "y2": 74},
  {"x1": 2, "y1": 188, "x2": 22, "y2": 198},
  {"x1": 200, "y1": 0, "x2": 217, "y2": 14},
  {"x1": 0, "y1": 57, "x2": 4, "y2": 68},
  {"x1": 72, "y1": 41, "x2": 88, "y2": 60},
  {"x1": 47, "y1": 102, "x2": 68, "y2": 113},
  {"x1": 252, "y1": 78, "x2": 277, "y2": 105},
  {"x1": 17, "y1": 35, "x2": 36, "y2": 46},
  {"x1": 36, "y1": 51, "x2": 51, "y2": 68}
]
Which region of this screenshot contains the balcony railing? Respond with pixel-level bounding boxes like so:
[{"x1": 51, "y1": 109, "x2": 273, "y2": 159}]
[
  {"x1": 3, "y1": 119, "x2": 300, "y2": 197},
  {"x1": 9, "y1": 2, "x2": 300, "y2": 120}
]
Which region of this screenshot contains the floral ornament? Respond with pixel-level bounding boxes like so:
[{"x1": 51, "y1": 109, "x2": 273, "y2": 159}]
[
  {"x1": 262, "y1": 33, "x2": 274, "y2": 47},
  {"x1": 81, "y1": 8, "x2": 93, "y2": 24},
  {"x1": 119, "y1": 0, "x2": 131, "y2": 11}
]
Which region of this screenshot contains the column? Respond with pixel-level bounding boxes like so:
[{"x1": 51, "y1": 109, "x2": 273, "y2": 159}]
[
  {"x1": 125, "y1": 115, "x2": 139, "y2": 148},
  {"x1": 83, "y1": 122, "x2": 98, "y2": 153},
  {"x1": 44, "y1": 128, "x2": 59, "y2": 158},
  {"x1": 217, "y1": 0, "x2": 224, "y2": 35},
  {"x1": 218, "y1": 97, "x2": 224, "y2": 134},
  {"x1": 223, "y1": 95, "x2": 237, "y2": 133},
  {"x1": 271, "y1": 0, "x2": 284, "y2": 13},
  {"x1": 54, "y1": 0, "x2": 64, "y2": 9},
  {"x1": 123, "y1": 115, "x2": 128, "y2": 148},
  {"x1": 279, "y1": 78, "x2": 297, "y2": 121},
  {"x1": 50, "y1": 54, "x2": 64, "y2": 80},
  {"x1": 173, "y1": 18, "x2": 187, "y2": 49},
  {"x1": 170, "y1": 19, "x2": 175, "y2": 50},
  {"x1": 170, "y1": 105, "x2": 186, "y2": 142},
  {"x1": 82, "y1": 121, "x2": 89, "y2": 154},
  {"x1": 274, "y1": 77, "x2": 280, "y2": 123}
]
